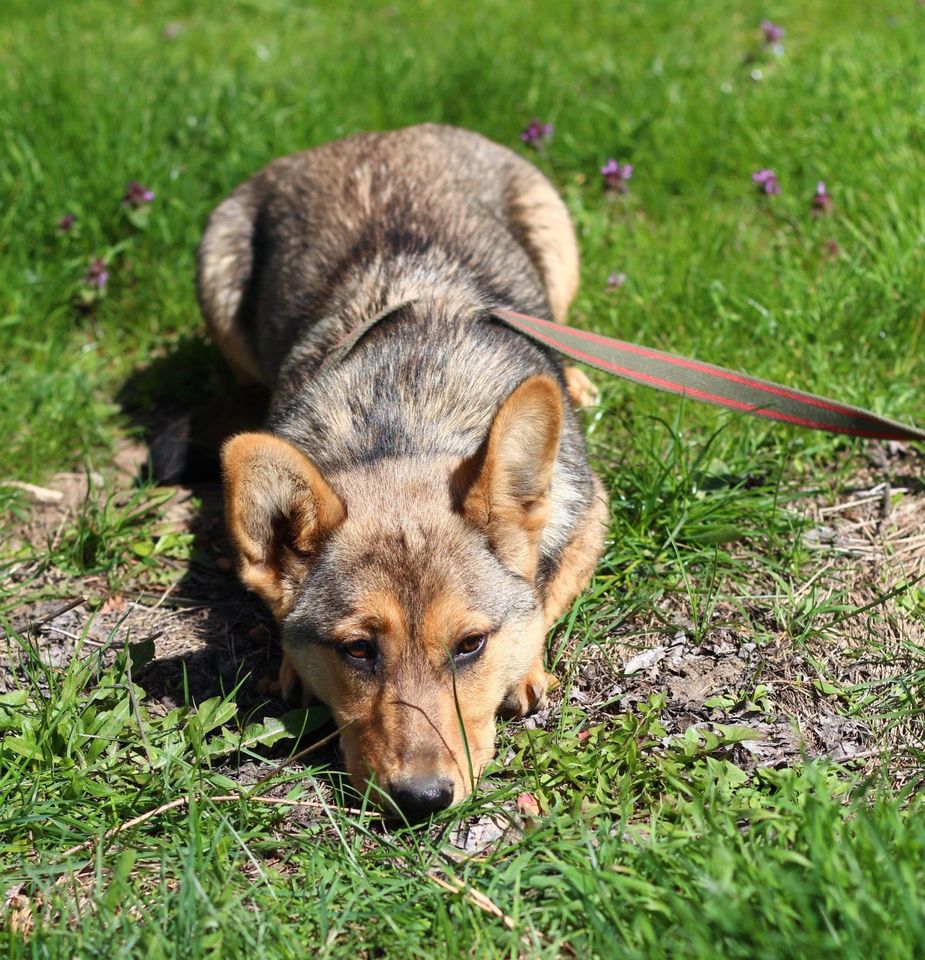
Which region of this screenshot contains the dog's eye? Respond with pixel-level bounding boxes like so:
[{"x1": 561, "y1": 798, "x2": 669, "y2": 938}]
[
  {"x1": 454, "y1": 634, "x2": 487, "y2": 660},
  {"x1": 339, "y1": 639, "x2": 377, "y2": 662}
]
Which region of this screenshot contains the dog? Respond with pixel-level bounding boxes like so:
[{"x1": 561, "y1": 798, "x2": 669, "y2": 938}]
[{"x1": 197, "y1": 124, "x2": 608, "y2": 817}]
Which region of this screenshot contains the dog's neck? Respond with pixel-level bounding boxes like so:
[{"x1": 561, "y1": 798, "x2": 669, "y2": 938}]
[{"x1": 268, "y1": 288, "x2": 556, "y2": 466}]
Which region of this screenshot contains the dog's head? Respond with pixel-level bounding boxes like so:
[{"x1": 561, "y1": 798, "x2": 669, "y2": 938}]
[{"x1": 221, "y1": 375, "x2": 562, "y2": 817}]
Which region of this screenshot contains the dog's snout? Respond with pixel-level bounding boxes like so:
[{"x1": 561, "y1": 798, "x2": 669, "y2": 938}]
[{"x1": 389, "y1": 776, "x2": 454, "y2": 820}]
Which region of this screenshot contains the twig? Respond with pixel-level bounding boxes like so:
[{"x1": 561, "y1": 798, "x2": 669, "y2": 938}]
[
  {"x1": 249, "y1": 722, "x2": 354, "y2": 790},
  {"x1": 213, "y1": 793, "x2": 379, "y2": 818},
  {"x1": 0, "y1": 480, "x2": 63, "y2": 503},
  {"x1": 427, "y1": 870, "x2": 516, "y2": 928},
  {"x1": 82, "y1": 629, "x2": 163, "y2": 651},
  {"x1": 133, "y1": 592, "x2": 221, "y2": 609},
  {"x1": 427, "y1": 869, "x2": 572, "y2": 955},
  {"x1": 41, "y1": 624, "x2": 82, "y2": 643},
  {"x1": 792, "y1": 561, "x2": 837, "y2": 603},
  {"x1": 31, "y1": 596, "x2": 87, "y2": 628},
  {"x1": 56, "y1": 791, "x2": 379, "y2": 861},
  {"x1": 147, "y1": 582, "x2": 179, "y2": 614},
  {"x1": 58, "y1": 796, "x2": 189, "y2": 858},
  {"x1": 49, "y1": 508, "x2": 71, "y2": 553}
]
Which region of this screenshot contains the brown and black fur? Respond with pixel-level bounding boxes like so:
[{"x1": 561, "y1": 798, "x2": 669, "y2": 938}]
[{"x1": 198, "y1": 124, "x2": 607, "y2": 816}]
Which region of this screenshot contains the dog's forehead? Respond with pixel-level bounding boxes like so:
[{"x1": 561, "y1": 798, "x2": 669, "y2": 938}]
[
  {"x1": 292, "y1": 507, "x2": 531, "y2": 637},
  {"x1": 337, "y1": 509, "x2": 512, "y2": 615}
]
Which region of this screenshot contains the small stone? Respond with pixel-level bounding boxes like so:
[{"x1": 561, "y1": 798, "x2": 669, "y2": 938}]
[{"x1": 623, "y1": 647, "x2": 666, "y2": 675}]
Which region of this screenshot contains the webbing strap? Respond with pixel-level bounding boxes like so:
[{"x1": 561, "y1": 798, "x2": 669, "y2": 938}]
[
  {"x1": 321, "y1": 299, "x2": 924, "y2": 442},
  {"x1": 493, "y1": 309, "x2": 925, "y2": 442}
]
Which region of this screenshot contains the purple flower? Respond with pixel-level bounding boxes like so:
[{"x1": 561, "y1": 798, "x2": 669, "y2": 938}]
[
  {"x1": 752, "y1": 168, "x2": 781, "y2": 195},
  {"x1": 57, "y1": 213, "x2": 77, "y2": 233},
  {"x1": 123, "y1": 180, "x2": 155, "y2": 207},
  {"x1": 85, "y1": 257, "x2": 109, "y2": 290},
  {"x1": 760, "y1": 19, "x2": 785, "y2": 44},
  {"x1": 811, "y1": 180, "x2": 833, "y2": 214},
  {"x1": 601, "y1": 158, "x2": 633, "y2": 193},
  {"x1": 520, "y1": 119, "x2": 553, "y2": 148},
  {"x1": 607, "y1": 271, "x2": 627, "y2": 289}
]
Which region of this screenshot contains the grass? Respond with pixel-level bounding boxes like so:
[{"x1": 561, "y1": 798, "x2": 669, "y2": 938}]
[{"x1": 2, "y1": 0, "x2": 925, "y2": 955}]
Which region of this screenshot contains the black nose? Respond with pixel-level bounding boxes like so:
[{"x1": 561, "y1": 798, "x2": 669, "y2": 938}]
[{"x1": 388, "y1": 776, "x2": 454, "y2": 820}]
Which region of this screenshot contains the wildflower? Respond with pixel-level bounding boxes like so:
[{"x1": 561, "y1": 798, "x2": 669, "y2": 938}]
[
  {"x1": 811, "y1": 180, "x2": 833, "y2": 214},
  {"x1": 601, "y1": 158, "x2": 633, "y2": 193},
  {"x1": 123, "y1": 180, "x2": 155, "y2": 207},
  {"x1": 516, "y1": 792, "x2": 541, "y2": 817},
  {"x1": 760, "y1": 19, "x2": 784, "y2": 44},
  {"x1": 752, "y1": 168, "x2": 781, "y2": 195},
  {"x1": 606, "y1": 271, "x2": 627, "y2": 289},
  {"x1": 57, "y1": 213, "x2": 76, "y2": 233},
  {"x1": 520, "y1": 119, "x2": 553, "y2": 148},
  {"x1": 85, "y1": 257, "x2": 109, "y2": 289}
]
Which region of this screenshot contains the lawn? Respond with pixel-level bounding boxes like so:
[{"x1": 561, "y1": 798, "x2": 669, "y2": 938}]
[{"x1": 2, "y1": 0, "x2": 925, "y2": 956}]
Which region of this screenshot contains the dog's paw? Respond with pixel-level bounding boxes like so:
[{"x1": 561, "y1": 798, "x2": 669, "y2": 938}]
[
  {"x1": 499, "y1": 661, "x2": 549, "y2": 719},
  {"x1": 564, "y1": 366, "x2": 599, "y2": 409},
  {"x1": 257, "y1": 652, "x2": 314, "y2": 706}
]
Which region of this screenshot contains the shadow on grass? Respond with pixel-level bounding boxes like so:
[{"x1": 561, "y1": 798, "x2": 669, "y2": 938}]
[{"x1": 113, "y1": 335, "x2": 342, "y2": 773}]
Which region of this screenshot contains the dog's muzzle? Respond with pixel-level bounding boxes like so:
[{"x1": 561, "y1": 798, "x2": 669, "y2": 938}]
[{"x1": 387, "y1": 775, "x2": 454, "y2": 820}]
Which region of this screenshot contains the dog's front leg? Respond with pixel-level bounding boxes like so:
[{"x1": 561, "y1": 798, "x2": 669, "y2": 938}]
[
  {"x1": 257, "y1": 651, "x2": 316, "y2": 706},
  {"x1": 499, "y1": 656, "x2": 549, "y2": 719},
  {"x1": 564, "y1": 366, "x2": 599, "y2": 409}
]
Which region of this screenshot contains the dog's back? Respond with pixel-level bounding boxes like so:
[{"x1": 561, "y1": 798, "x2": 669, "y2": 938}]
[
  {"x1": 200, "y1": 123, "x2": 594, "y2": 563},
  {"x1": 198, "y1": 124, "x2": 575, "y2": 385}
]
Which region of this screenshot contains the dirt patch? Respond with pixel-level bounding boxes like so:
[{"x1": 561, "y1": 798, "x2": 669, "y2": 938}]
[{"x1": 543, "y1": 443, "x2": 925, "y2": 777}]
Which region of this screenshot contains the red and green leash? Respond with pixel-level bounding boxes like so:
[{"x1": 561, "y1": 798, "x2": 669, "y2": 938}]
[
  {"x1": 493, "y1": 308, "x2": 924, "y2": 442},
  {"x1": 328, "y1": 302, "x2": 925, "y2": 442}
]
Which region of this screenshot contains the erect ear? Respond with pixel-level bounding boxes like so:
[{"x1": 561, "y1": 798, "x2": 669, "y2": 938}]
[
  {"x1": 454, "y1": 375, "x2": 563, "y2": 580},
  {"x1": 221, "y1": 433, "x2": 345, "y2": 618}
]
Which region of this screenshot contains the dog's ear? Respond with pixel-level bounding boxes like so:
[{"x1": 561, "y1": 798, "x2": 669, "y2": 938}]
[
  {"x1": 221, "y1": 433, "x2": 346, "y2": 617},
  {"x1": 455, "y1": 375, "x2": 563, "y2": 580}
]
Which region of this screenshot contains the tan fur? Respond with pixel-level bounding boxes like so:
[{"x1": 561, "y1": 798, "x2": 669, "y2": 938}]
[
  {"x1": 543, "y1": 474, "x2": 610, "y2": 626},
  {"x1": 457, "y1": 375, "x2": 563, "y2": 581},
  {"x1": 286, "y1": 581, "x2": 533, "y2": 801},
  {"x1": 499, "y1": 654, "x2": 550, "y2": 719},
  {"x1": 506, "y1": 168, "x2": 580, "y2": 323},
  {"x1": 564, "y1": 366, "x2": 600, "y2": 408},
  {"x1": 498, "y1": 478, "x2": 608, "y2": 718},
  {"x1": 197, "y1": 194, "x2": 265, "y2": 384},
  {"x1": 221, "y1": 433, "x2": 346, "y2": 618}
]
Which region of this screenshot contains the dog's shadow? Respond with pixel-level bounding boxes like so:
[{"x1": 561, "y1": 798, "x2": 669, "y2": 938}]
[{"x1": 116, "y1": 336, "x2": 340, "y2": 767}]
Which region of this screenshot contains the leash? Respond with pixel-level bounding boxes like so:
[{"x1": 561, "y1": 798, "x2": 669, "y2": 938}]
[
  {"x1": 492, "y1": 309, "x2": 924, "y2": 442},
  {"x1": 325, "y1": 301, "x2": 925, "y2": 442}
]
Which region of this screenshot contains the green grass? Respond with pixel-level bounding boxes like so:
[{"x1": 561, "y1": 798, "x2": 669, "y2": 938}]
[
  {"x1": 2, "y1": 0, "x2": 925, "y2": 955},
  {"x1": 3, "y1": 630, "x2": 924, "y2": 958}
]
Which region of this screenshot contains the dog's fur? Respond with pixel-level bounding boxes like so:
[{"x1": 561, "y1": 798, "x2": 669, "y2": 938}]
[{"x1": 198, "y1": 124, "x2": 607, "y2": 814}]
